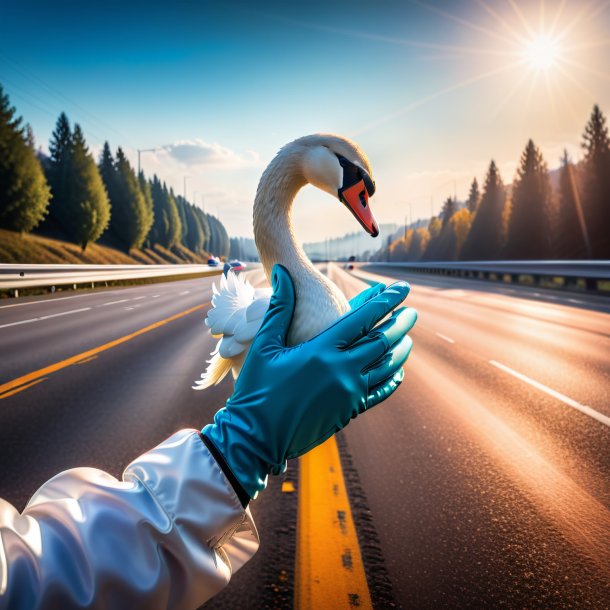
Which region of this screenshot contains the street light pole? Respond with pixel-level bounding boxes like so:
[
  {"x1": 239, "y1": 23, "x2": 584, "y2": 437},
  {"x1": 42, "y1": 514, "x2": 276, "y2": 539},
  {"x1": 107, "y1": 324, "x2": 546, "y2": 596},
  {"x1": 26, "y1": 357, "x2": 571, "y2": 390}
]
[{"x1": 137, "y1": 148, "x2": 161, "y2": 175}]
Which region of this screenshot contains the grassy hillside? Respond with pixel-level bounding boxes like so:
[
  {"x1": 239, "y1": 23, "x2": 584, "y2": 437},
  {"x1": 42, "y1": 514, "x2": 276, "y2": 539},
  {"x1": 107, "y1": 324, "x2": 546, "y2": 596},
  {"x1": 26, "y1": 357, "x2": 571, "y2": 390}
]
[{"x1": 0, "y1": 229, "x2": 211, "y2": 265}]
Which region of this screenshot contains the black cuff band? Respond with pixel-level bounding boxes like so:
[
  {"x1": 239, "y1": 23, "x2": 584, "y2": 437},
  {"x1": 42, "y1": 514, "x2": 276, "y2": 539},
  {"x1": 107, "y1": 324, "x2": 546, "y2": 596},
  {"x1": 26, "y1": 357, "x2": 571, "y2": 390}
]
[{"x1": 200, "y1": 432, "x2": 250, "y2": 508}]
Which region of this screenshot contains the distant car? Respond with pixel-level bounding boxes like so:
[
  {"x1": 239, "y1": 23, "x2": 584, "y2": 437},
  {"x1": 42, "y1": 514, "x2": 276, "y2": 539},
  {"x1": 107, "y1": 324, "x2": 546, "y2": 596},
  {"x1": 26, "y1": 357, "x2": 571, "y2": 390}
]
[
  {"x1": 229, "y1": 260, "x2": 246, "y2": 272},
  {"x1": 344, "y1": 255, "x2": 356, "y2": 271},
  {"x1": 207, "y1": 257, "x2": 220, "y2": 267}
]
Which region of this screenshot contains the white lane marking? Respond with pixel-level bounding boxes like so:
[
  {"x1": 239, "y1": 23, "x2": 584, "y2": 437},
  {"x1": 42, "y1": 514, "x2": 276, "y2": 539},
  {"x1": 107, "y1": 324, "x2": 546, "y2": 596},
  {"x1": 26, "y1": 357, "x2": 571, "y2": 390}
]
[
  {"x1": 100, "y1": 299, "x2": 128, "y2": 306},
  {"x1": 132, "y1": 296, "x2": 146, "y2": 301},
  {"x1": 0, "y1": 307, "x2": 92, "y2": 329},
  {"x1": 152, "y1": 294, "x2": 160, "y2": 298},
  {"x1": 568, "y1": 298, "x2": 584, "y2": 304},
  {"x1": 489, "y1": 360, "x2": 610, "y2": 428},
  {"x1": 0, "y1": 293, "x2": 97, "y2": 309},
  {"x1": 179, "y1": 290, "x2": 190, "y2": 295},
  {"x1": 436, "y1": 332, "x2": 455, "y2": 344}
]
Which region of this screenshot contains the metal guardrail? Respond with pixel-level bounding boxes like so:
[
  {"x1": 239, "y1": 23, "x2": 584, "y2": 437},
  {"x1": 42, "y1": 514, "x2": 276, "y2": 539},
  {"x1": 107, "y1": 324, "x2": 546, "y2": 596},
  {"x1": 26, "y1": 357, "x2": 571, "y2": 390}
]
[
  {"x1": 0, "y1": 264, "x2": 221, "y2": 293},
  {"x1": 360, "y1": 261, "x2": 610, "y2": 293}
]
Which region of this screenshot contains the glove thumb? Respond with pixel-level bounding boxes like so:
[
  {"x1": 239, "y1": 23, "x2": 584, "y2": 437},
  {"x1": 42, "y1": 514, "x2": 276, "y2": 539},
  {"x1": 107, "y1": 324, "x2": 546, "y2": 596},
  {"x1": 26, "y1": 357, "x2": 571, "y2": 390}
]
[{"x1": 254, "y1": 264, "x2": 296, "y2": 349}]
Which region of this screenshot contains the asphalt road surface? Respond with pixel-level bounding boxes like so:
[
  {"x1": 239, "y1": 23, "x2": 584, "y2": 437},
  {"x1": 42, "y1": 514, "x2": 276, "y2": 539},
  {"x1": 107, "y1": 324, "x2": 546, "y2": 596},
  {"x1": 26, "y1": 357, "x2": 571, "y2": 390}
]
[{"x1": 1, "y1": 265, "x2": 609, "y2": 609}]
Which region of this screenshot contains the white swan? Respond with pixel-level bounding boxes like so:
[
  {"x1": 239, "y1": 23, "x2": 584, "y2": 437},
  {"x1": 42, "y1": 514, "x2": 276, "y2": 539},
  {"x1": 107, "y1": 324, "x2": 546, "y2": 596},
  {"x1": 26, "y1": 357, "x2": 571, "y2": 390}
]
[{"x1": 194, "y1": 134, "x2": 379, "y2": 389}]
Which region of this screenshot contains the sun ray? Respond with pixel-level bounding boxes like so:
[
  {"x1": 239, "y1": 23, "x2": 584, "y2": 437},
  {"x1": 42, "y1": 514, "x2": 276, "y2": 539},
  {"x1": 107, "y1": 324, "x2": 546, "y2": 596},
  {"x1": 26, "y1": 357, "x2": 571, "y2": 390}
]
[
  {"x1": 257, "y1": 12, "x2": 517, "y2": 58},
  {"x1": 555, "y1": 64, "x2": 598, "y2": 103},
  {"x1": 565, "y1": 37, "x2": 610, "y2": 51},
  {"x1": 543, "y1": 70, "x2": 559, "y2": 122},
  {"x1": 489, "y1": 65, "x2": 532, "y2": 120},
  {"x1": 552, "y1": 68, "x2": 582, "y2": 129},
  {"x1": 556, "y1": 0, "x2": 610, "y2": 42},
  {"x1": 354, "y1": 59, "x2": 526, "y2": 136},
  {"x1": 475, "y1": 0, "x2": 528, "y2": 44},
  {"x1": 506, "y1": 0, "x2": 537, "y2": 39},
  {"x1": 412, "y1": 0, "x2": 516, "y2": 47},
  {"x1": 548, "y1": 0, "x2": 568, "y2": 37},
  {"x1": 539, "y1": 0, "x2": 546, "y2": 32},
  {"x1": 523, "y1": 69, "x2": 542, "y2": 115},
  {"x1": 560, "y1": 56, "x2": 610, "y2": 83}
]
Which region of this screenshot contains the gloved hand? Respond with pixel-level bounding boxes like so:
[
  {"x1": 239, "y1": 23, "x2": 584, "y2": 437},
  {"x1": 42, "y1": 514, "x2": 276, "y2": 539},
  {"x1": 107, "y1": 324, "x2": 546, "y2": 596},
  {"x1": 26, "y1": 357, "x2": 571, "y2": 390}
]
[
  {"x1": 348, "y1": 282, "x2": 386, "y2": 310},
  {"x1": 202, "y1": 265, "x2": 417, "y2": 500}
]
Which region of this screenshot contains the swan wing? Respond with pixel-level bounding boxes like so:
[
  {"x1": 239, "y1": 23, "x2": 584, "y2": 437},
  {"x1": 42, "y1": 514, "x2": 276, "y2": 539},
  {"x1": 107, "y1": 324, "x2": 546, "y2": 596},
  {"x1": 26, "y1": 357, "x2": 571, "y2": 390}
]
[{"x1": 193, "y1": 272, "x2": 270, "y2": 390}]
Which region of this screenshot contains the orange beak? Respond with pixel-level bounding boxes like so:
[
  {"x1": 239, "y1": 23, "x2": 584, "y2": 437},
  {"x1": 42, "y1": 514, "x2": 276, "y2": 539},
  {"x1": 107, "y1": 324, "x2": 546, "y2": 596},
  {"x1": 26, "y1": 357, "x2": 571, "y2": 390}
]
[
  {"x1": 339, "y1": 180, "x2": 379, "y2": 237},
  {"x1": 336, "y1": 154, "x2": 379, "y2": 237}
]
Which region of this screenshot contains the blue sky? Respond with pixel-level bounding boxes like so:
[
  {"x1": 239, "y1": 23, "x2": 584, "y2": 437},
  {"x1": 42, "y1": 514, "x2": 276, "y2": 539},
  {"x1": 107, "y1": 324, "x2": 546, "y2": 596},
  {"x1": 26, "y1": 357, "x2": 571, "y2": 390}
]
[{"x1": 2, "y1": 0, "x2": 609, "y2": 241}]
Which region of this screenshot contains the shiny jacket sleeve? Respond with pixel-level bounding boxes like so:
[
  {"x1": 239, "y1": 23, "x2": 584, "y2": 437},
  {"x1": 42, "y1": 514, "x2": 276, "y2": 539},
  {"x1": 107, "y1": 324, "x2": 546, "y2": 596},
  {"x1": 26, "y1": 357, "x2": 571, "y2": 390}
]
[{"x1": 0, "y1": 429, "x2": 259, "y2": 610}]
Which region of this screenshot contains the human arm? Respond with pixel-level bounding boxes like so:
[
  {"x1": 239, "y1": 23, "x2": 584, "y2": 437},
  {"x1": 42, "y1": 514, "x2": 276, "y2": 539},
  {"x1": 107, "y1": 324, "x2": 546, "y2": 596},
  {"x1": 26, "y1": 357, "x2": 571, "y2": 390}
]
[{"x1": 0, "y1": 430, "x2": 257, "y2": 610}]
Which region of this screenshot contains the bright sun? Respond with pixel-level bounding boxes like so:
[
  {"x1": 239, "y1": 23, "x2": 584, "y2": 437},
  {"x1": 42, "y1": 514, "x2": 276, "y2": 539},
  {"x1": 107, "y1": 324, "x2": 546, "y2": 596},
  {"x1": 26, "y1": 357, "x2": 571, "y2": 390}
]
[{"x1": 525, "y1": 35, "x2": 561, "y2": 69}]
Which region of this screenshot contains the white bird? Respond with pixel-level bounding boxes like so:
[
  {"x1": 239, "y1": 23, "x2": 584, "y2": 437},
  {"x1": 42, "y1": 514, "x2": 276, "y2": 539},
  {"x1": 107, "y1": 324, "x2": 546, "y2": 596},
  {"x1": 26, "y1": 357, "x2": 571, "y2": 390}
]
[{"x1": 193, "y1": 134, "x2": 379, "y2": 390}]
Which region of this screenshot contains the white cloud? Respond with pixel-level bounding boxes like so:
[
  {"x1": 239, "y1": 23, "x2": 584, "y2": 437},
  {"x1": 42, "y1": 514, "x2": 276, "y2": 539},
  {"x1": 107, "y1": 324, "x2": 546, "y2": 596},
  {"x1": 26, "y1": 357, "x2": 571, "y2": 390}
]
[{"x1": 159, "y1": 139, "x2": 261, "y2": 169}]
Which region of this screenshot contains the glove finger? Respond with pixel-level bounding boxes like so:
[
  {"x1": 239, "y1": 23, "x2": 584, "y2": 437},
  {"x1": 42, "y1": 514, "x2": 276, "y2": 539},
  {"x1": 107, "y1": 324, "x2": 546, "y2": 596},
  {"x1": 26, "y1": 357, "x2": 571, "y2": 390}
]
[
  {"x1": 366, "y1": 333, "x2": 413, "y2": 388},
  {"x1": 252, "y1": 264, "x2": 296, "y2": 350},
  {"x1": 352, "y1": 307, "x2": 417, "y2": 365},
  {"x1": 323, "y1": 281, "x2": 411, "y2": 348},
  {"x1": 348, "y1": 282, "x2": 386, "y2": 310},
  {"x1": 367, "y1": 368, "x2": 405, "y2": 409}
]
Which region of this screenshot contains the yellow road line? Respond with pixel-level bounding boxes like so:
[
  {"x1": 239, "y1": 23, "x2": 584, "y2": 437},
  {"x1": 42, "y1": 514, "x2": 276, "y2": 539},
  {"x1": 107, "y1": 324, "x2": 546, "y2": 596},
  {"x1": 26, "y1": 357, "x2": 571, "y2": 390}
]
[
  {"x1": 0, "y1": 302, "x2": 209, "y2": 397},
  {"x1": 76, "y1": 355, "x2": 98, "y2": 365},
  {"x1": 0, "y1": 377, "x2": 48, "y2": 400},
  {"x1": 296, "y1": 436, "x2": 373, "y2": 610}
]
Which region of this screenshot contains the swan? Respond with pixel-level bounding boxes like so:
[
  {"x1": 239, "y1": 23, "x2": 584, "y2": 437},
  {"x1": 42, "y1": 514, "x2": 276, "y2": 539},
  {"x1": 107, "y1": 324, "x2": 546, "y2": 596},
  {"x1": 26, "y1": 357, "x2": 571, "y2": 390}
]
[{"x1": 193, "y1": 134, "x2": 379, "y2": 389}]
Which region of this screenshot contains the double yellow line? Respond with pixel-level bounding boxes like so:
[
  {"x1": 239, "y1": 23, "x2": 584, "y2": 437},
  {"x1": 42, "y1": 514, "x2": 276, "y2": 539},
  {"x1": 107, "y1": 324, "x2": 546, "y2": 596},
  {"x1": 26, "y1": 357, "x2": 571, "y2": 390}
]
[{"x1": 0, "y1": 303, "x2": 208, "y2": 399}]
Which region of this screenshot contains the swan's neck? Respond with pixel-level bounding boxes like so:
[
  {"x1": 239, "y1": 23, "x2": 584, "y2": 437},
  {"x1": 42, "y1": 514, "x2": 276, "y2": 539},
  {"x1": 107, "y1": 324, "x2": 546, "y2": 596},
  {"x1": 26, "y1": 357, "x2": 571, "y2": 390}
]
[
  {"x1": 253, "y1": 149, "x2": 317, "y2": 284},
  {"x1": 253, "y1": 148, "x2": 349, "y2": 344}
]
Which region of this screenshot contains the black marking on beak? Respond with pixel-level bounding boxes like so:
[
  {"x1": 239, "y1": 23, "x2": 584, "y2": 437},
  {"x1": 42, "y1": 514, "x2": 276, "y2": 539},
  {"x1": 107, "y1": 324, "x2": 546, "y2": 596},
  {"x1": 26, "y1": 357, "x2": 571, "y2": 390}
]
[{"x1": 336, "y1": 154, "x2": 376, "y2": 197}]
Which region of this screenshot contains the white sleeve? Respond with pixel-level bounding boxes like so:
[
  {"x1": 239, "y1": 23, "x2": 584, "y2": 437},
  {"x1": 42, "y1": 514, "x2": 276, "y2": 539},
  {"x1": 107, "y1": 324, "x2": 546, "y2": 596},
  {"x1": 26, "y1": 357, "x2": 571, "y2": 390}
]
[{"x1": 0, "y1": 429, "x2": 259, "y2": 610}]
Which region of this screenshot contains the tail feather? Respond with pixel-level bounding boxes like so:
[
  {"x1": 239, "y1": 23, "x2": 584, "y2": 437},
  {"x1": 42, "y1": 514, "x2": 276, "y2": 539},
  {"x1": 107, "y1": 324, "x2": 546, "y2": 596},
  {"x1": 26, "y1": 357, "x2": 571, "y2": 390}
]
[{"x1": 193, "y1": 350, "x2": 234, "y2": 390}]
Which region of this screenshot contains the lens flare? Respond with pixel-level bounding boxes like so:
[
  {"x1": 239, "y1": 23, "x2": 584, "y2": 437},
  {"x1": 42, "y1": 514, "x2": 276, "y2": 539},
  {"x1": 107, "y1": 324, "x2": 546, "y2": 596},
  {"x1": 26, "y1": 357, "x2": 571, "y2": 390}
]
[{"x1": 525, "y1": 35, "x2": 560, "y2": 69}]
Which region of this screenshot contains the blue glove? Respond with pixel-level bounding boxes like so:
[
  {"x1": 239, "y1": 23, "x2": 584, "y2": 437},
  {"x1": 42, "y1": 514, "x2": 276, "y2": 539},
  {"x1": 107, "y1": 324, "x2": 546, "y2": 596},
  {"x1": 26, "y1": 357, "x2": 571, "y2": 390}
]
[
  {"x1": 202, "y1": 265, "x2": 417, "y2": 500},
  {"x1": 348, "y1": 282, "x2": 386, "y2": 310}
]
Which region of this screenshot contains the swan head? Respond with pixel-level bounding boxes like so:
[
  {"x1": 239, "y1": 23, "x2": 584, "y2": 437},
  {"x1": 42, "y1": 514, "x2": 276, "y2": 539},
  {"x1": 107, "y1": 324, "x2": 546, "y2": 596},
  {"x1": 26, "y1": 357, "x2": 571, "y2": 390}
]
[{"x1": 296, "y1": 134, "x2": 379, "y2": 238}]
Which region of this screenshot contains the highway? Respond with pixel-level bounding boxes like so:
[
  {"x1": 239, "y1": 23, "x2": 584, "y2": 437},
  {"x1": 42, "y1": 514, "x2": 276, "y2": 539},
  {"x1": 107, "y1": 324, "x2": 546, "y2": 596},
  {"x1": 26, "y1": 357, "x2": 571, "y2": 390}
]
[{"x1": 1, "y1": 265, "x2": 609, "y2": 608}]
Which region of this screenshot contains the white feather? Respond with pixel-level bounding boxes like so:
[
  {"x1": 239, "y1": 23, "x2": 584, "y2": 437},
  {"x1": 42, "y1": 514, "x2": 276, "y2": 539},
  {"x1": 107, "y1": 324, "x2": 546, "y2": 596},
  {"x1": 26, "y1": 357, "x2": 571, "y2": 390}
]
[{"x1": 194, "y1": 271, "x2": 270, "y2": 389}]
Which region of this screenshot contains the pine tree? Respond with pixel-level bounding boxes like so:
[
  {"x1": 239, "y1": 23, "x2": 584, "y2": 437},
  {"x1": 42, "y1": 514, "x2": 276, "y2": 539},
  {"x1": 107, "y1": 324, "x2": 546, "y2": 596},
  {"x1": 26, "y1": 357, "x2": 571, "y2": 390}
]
[
  {"x1": 581, "y1": 104, "x2": 610, "y2": 257},
  {"x1": 407, "y1": 227, "x2": 430, "y2": 261},
  {"x1": 461, "y1": 160, "x2": 506, "y2": 260},
  {"x1": 451, "y1": 208, "x2": 472, "y2": 259},
  {"x1": 174, "y1": 195, "x2": 189, "y2": 245},
  {"x1": 0, "y1": 86, "x2": 51, "y2": 232},
  {"x1": 466, "y1": 178, "x2": 480, "y2": 214},
  {"x1": 148, "y1": 176, "x2": 181, "y2": 248},
  {"x1": 138, "y1": 171, "x2": 154, "y2": 247},
  {"x1": 193, "y1": 207, "x2": 210, "y2": 251},
  {"x1": 424, "y1": 197, "x2": 460, "y2": 261},
  {"x1": 46, "y1": 112, "x2": 73, "y2": 231},
  {"x1": 61, "y1": 124, "x2": 110, "y2": 249},
  {"x1": 184, "y1": 203, "x2": 204, "y2": 251},
  {"x1": 440, "y1": 196, "x2": 457, "y2": 229},
  {"x1": 205, "y1": 212, "x2": 218, "y2": 254},
  {"x1": 504, "y1": 140, "x2": 553, "y2": 259},
  {"x1": 428, "y1": 216, "x2": 441, "y2": 239},
  {"x1": 166, "y1": 186, "x2": 182, "y2": 248},
  {"x1": 556, "y1": 150, "x2": 589, "y2": 258},
  {"x1": 106, "y1": 147, "x2": 148, "y2": 251},
  {"x1": 98, "y1": 142, "x2": 116, "y2": 196}
]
